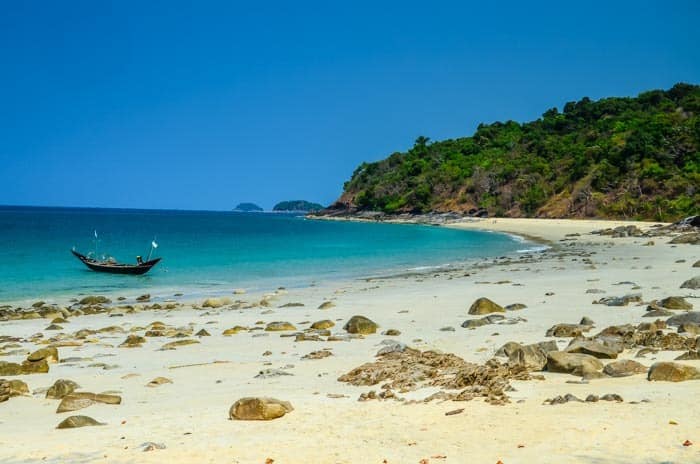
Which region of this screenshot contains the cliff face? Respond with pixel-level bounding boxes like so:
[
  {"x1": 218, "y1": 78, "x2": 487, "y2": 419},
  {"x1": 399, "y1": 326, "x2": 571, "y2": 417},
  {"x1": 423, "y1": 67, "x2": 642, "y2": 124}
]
[{"x1": 328, "y1": 83, "x2": 700, "y2": 221}]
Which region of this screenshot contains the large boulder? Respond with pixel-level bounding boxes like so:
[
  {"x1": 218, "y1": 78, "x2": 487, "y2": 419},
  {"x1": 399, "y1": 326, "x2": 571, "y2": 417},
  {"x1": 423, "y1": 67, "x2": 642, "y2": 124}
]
[
  {"x1": 201, "y1": 297, "x2": 231, "y2": 308},
  {"x1": 343, "y1": 315, "x2": 378, "y2": 334},
  {"x1": 680, "y1": 277, "x2": 700, "y2": 290},
  {"x1": 659, "y1": 296, "x2": 693, "y2": 310},
  {"x1": 603, "y1": 360, "x2": 647, "y2": 377},
  {"x1": 468, "y1": 297, "x2": 504, "y2": 315},
  {"x1": 565, "y1": 340, "x2": 618, "y2": 359},
  {"x1": 670, "y1": 233, "x2": 700, "y2": 244},
  {"x1": 647, "y1": 362, "x2": 700, "y2": 382},
  {"x1": 229, "y1": 397, "x2": 293, "y2": 420},
  {"x1": 546, "y1": 351, "x2": 603, "y2": 376}
]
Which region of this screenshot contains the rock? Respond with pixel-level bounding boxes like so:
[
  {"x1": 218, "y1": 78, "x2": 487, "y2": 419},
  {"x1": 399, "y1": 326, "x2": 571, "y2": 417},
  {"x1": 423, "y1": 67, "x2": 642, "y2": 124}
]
[
  {"x1": 45, "y1": 324, "x2": 63, "y2": 331},
  {"x1": 667, "y1": 312, "x2": 700, "y2": 327},
  {"x1": 461, "y1": 318, "x2": 491, "y2": 329},
  {"x1": 343, "y1": 315, "x2": 378, "y2": 334},
  {"x1": 659, "y1": 296, "x2": 693, "y2": 310},
  {"x1": 678, "y1": 323, "x2": 700, "y2": 335},
  {"x1": 79, "y1": 296, "x2": 111, "y2": 305},
  {"x1": 376, "y1": 340, "x2": 407, "y2": 356},
  {"x1": 6, "y1": 379, "x2": 28, "y2": 397},
  {"x1": 201, "y1": 297, "x2": 231, "y2": 308},
  {"x1": 505, "y1": 303, "x2": 527, "y2": 311},
  {"x1": 669, "y1": 233, "x2": 700, "y2": 244},
  {"x1": 468, "y1": 297, "x2": 505, "y2": 315},
  {"x1": 302, "y1": 349, "x2": 332, "y2": 360},
  {"x1": 580, "y1": 317, "x2": 595, "y2": 326},
  {"x1": 255, "y1": 368, "x2": 293, "y2": 379},
  {"x1": 160, "y1": 339, "x2": 200, "y2": 350},
  {"x1": 565, "y1": 340, "x2": 618, "y2": 359},
  {"x1": 600, "y1": 393, "x2": 624, "y2": 402},
  {"x1": 120, "y1": 335, "x2": 146, "y2": 348},
  {"x1": 546, "y1": 352, "x2": 604, "y2": 376},
  {"x1": 222, "y1": 326, "x2": 248, "y2": 335},
  {"x1": 0, "y1": 380, "x2": 10, "y2": 402},
  {"x1": 195, "y1": 329, "x2": 211, "y2": 337},
  {"x1": 603, "y1": 360, "x2": 647, "y2": 377},
  {"x1": 680, "y1": 277, "x2": 700, "y2": 290},
  {"x1": 56, "y1": 415, "x2": 105, "y2": 429},
  {"x1": 310, "y1": 320, "x2": 335, "y2": 330},
  {"x1": 495, "y1": 341, "x2": 523, "y2": 358},
  {"x1": 0, "y1": 362, "x2": 25, "y2": 376},
  {"x1": 644, "y1": 308, "x2": 674, "y2": 317},
  {"x1": 648, "y1": 362, "x2": 700, "y2": 382},
  {"x1": 265, "y1": 321, "x2": 297, "y2": 331},
  {"x1": 20, "y1": 359, "x2": 49, "y2": 374},
  {"x1": 546, "y1": 323, "x2": 590, "y2": 338},
  {"x1": 693, "y1": 260, "x2": 700, "y2": 268},
  {"x1": 147, "y1": 377, "x2": 173, "y2": 387},
  {"x1": 27, "y1": 347, "x2": 59, "y2": 364},
  {"x1": 382, "y1": 329, "x2": 401, "y2": 336},
  {"x1": 57, "y1": 392, "x2": 122, "y2": 413},
  {"x1": 585, "y1": 394, "x2": 599, "y2": 402},
  {"x1": 594, "y1": 294, "x2": 642, "y2": 306},
  {"x1": 508, "y1": 344, "x2": 548, "y2": 371},
  {"x1": 46, "y1": 379, "x2": 80, "y2": 399},
  {"x1": 675, "y1": 351, "x2": 700, "y2": 360},
  {"x1": 136, "y1": 294, "x2": 151, "y2": 302},
  {"x1": 229, "y1": 397, "x2": 293, "y2": 420},
  {"x1": 140, "y1": 442, "x2": 166, "y2": 451},
  {"x1": 318, "y1": 301, "x2": 335, "y2": 310}
]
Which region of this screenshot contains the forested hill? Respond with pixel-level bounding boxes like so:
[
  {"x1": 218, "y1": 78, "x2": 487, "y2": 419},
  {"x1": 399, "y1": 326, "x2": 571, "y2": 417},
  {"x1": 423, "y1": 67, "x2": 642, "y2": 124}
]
[{"x1": 328, "y1": 83, "x2": 699, "y2": 221}]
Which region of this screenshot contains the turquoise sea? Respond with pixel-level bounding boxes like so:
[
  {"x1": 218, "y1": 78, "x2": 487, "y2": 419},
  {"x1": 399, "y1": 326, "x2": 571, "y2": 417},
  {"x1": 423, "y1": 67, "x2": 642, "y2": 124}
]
[{"x1": 0, "y1": 206, "x2": 534, "y2": 303}]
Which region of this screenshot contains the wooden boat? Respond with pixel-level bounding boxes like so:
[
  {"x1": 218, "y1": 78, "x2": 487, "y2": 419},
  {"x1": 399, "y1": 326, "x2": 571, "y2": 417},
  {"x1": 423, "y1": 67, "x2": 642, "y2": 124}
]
[{"x1": 71, "y1": 250, "x2": 161, "y2": 275}]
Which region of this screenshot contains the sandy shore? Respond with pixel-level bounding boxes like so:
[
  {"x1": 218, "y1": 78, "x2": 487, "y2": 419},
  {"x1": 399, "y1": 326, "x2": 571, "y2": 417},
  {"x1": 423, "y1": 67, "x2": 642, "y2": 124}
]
[{"x1": 1, "y1": 218, "x2": 699, "y2": 463}]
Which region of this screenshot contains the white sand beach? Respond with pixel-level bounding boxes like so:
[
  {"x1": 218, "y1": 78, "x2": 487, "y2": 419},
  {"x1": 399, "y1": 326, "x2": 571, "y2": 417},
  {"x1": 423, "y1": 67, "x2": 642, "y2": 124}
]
[{"x1": 1, "y1": 218, "x2": 699, "y2": 464}]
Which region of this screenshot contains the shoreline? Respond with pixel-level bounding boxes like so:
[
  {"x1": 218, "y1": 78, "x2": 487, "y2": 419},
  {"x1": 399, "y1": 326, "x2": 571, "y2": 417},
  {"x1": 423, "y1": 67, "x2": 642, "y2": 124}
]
[{"x1": 1, "y1": 217, "x2": 699, "y2": 463}]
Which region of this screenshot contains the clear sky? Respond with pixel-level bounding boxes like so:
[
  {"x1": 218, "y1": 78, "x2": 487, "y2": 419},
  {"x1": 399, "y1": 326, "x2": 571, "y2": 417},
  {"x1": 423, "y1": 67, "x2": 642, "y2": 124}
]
[{"x1": 1, "y1": 1, "x2": 698, "y2": 210}]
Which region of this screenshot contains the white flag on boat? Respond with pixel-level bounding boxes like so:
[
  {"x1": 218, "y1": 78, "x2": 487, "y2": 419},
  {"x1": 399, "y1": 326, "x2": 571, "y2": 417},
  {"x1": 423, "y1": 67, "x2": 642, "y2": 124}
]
[{"x1": 152, "y1": 240, "x2": 158, "y2": 249}]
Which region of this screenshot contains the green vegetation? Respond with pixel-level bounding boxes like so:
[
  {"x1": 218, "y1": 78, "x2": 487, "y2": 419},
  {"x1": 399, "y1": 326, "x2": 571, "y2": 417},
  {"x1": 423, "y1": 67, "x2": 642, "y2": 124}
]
[
  {"x1": 336, "y1": 83, "x2": 699, "y2": 221},
  {"x1": 273, "y1": 200, "x2": 325, "y2": 212},
  {"x1": 233, "y1": 202, "x2": 263, "y2": 212}
]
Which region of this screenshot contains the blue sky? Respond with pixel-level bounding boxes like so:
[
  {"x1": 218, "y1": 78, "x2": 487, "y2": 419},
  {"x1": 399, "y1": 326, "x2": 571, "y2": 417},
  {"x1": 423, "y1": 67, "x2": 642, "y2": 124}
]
[{"x1": 1, "y1": 1, "x2": 698, "y2": 210}]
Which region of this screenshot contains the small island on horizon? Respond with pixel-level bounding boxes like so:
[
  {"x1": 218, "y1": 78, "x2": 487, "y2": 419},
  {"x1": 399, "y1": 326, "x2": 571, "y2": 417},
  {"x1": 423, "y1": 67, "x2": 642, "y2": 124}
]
[
  {"x1": 273, "y1": 200, "x2": 325, "y2": 212},
  {"x1": 233, "y1": 202, "x2": 264, "y2": 212}
]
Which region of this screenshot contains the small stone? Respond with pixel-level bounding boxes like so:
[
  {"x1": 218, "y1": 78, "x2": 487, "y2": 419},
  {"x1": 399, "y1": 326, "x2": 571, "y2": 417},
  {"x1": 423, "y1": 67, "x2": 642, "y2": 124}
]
[
  {"x1": 79, "y1": 296, "x2": 111, "y2": 305},
  {"x1": 318, "y1": 301, "x2": 335, "y2": 310},
  {"x1": 120, "y1": 335, "x2": 146, "y2": 348},
  {"x1": 648, "y1": 362, "x2": 700, "y2": 382},
  {"x1": 265, "y1": 321, "x2": 297, "y2": 331},
  {"x1": 46, "y1": 379, "x2": 80, "y2": 399},
  {"x1": 382, "y1": 329, "x2": 401, "y2": 336},
  {"x1": 195, "y1": 329, "x2": 211, "y2": 337},
  {"x1": 136, "y1": 294, "x2": 151, "y2": 302},
  {"x1": 229, "y1": 397, "x2": 293, "y2": 420},
  {"x1": 222, "y1": 326, "x2": 248, "y2": 335},
  {"x1": 310, "y1": 320, "x2": 335, "y2": 330},
  {"x1": 659, "y1": 296, "x2": 693, "y2": 310},
  {"x1": 27, "y1": 347, "x2": 59, "y2": 364},
  {"x1": 680, "y1": 277, "x2": 700, "y2": 290},
  {"x1": 146, "y1": 377, "x2": 173, "y2": 387},
  {"x1": 140, "y1": 442, "x2": 166, "y2": 451},
  {"x1": 56, "y1": 415, "x2": 105, "y2": 429}
]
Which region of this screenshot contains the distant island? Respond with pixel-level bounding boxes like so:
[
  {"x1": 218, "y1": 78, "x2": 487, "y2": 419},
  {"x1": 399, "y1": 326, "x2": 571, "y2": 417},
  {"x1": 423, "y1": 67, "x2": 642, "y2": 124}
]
[
  {"x1": 233, "y1": 202, "x2": 264, "y2": 212},
  {"x1": 323, "y1": 83, "x2": 699, "y2": 221},
  {"x1": 273, "y1": 200, "x2": 325, "y2": 212}
]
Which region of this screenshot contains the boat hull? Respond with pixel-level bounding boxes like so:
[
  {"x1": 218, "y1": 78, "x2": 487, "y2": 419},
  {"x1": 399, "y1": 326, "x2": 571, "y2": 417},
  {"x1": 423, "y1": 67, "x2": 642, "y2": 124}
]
[{"x1": 71, "y1": 250, "x2": 161, "y2": 275}]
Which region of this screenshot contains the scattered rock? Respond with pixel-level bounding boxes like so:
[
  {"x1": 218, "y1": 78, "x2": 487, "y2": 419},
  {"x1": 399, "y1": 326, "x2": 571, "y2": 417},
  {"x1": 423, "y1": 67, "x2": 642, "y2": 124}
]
[
  {"x1": 136, "y1": 294, "x2": 151, "y2": 302},
  {"x1": 669, "y1": 233, "x2": 700, "y2": 244},
  {"x1": 79, "y1": 296, "x2": 111, "y2": 305},
  {"x1": 46, "y1": 379, "x2": 80, "y2": 399},
  {"x1": 659, "y1": 296, "x2": 693, "y2": 310},
  {"x1": 508, "y1": 344, "x2": 548, "y2": 371},
  {"x1": 382, "y1": 329, "x2": 401, "y2": 336},
  {"x1": 594, "y1": 294, "x2": 642, "y2": 306},
  {"x1": 229, "y1": 397, "x2": 293, "y2": 420},
  {"x1": 310, "y1": 320, "x2": 334, "y2": 330},
  {"x1": 222, "y1": 326, "x2": 248, "y2": 335},
  {"x1": 27, "y1": 347, "x2": 59, "y2": 364},
  {"x1": 468, "y1": 297, "x2": 505, "y2": 315},
  {"x1": 505, "y1": 303, "x2": 527, "y2": 311},
  {"x1": 57, "y1": 392, "x2": 122, "y2": 413},
  {"x1": 57, "y1": 415, "x2": 105, "y2": 429},
  {"x1": 680, "y1": 277, "x2": 700, "y2": 290},
  {"x1": 565, "y1": 340, "x2": 618, "y2": 359},
  {"x1": 318, "y1": 301, "x2": 335, "y2": 310},
  {"x1": 546, "y1": 323, "x2": 591, "y2": 338},
  {"x1": 195, "y1": 329, "x2": 211, "y2": 337},
  {"x1": 120, "y1": 335, "x2": 146, "y2": 348},
  {"x1": 265, "y1": 322, "x2": 297, "y2": 332},
  {"x1": 376, "y1": 340, "x2": 407, "y2": 356},
  {"x1": 160, "y1": 339, "x2": 200, "y2": 350},
  {"x1": 603, "y1": 360, "x2": 647, "y2": 377},
  {"x1": 546, "y1": 352, "x2": 603, "y2": 376},
  {"x1": 343, "y1": 315, "x2": 378, "y2": 334},
  {"x1": 580, "y1": 317, "x2": 595, "y2": 326},
  {"x1": 140, "y1": 442, "x2": 166, "y2": 452},
  {"x1": 201, "y1": 297, "x2": 231, "y2": 308},
  {"x1": 648, "y1": 362, "x2": 700, "y2": 382},
  {"x1": 147, "y1": 377, "x2": 173, "y2": 387},
  {"x1": 302, "y1": 349, "x2": 332, "y2": 360}
]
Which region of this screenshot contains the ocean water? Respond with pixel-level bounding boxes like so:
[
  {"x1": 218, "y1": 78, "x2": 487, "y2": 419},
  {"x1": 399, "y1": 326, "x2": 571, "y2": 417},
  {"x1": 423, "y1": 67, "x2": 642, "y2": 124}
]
[{"x1": 0, "y1": 206, "x2": 530, "y2": 303}]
